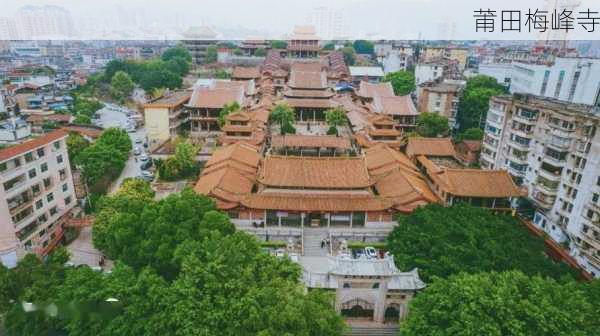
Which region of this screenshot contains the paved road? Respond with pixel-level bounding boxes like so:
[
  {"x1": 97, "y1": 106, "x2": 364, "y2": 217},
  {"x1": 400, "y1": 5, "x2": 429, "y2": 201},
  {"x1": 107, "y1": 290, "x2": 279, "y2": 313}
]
[{"x1": 95, "y1": 103, "x2": 148, "y2": 195}]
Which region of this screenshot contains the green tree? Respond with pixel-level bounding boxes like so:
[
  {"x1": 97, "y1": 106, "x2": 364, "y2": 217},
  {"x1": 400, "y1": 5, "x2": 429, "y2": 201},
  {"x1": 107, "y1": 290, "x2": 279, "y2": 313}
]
[
  {"x1": 254, "y1": 47, "x2": 267, "y2": 57},
  {"x1": 217, "y1": 101, "x2": 241, "y2": 127},
  {"x1": 341, "y1": 46, "x2": 356, "y2": 66},
  {"x1": 157, "y1": 139, "x2": 198, "y2": 181},
  {"x1": 280, "y1": 121, "x2": 296, "y2": 135},
  {"x1": 161, "y1": 46, "x2": 192, "y2": 63},
  {"x1": 165, "y1": 57, "x2": 190, "y2": 76},
  {"x1": 110, "y1": 71, "x2": 134, "y2": 102},
  {"x1": 233, "y1": 48, "x2": 243, "y2": 56},
  {"x1": 73, "y1": 114, "x2": 91, "y2": 125},
  {"x1": 387, "y1": 204, "x2": 576, "y2": 282},
  {"x1": 270, "y1": 103, "x2": 296, "y2": 135},
  {"x1": 270, "y1": 40, "x2": 287, "y2": 49},
  {"x1": 205, "y1": 45, "x2": 218, "y2": 63},
  {"x1": 352, "y1": 40, "x2": 374, "y2": 55},
  {"x1": 138, "y1": 68, "x2": 182, "y2": 92},
  {"x1": 402, "y1": 271, "x2": 596, "y2": 336},
  {"x1": 323, "y1": 42, "x2": 335, "y2": 50},
  {"x1": 416, "y1": 112, "x2": 449, "y2": 137},
  {"x1": 76, "y1": 128, "x2": 131, "y2": 193},
  {"x1": 325, "y1": 107, "x2": 347, "y2": 136},
  {"x1": 382, "y1": 70, "x2": 415, "y2": 95},
  {"x1": 458, "y1": 127, "x2": 484, "y2": 140},
  {"x1": 457, "y1": 75, "x2": 506, "y2": 131},
  {"x1": 66, "y1": 132, "x2": 90, "y2": 164},
  {"x1": 214, "y1": 68, "x2": 230, "y2": 79}
]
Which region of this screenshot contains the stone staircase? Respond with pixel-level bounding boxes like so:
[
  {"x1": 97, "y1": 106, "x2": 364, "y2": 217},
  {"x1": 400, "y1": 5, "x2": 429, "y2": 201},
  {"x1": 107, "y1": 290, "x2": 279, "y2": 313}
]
[
  {"x1": 302, "y1": 228, "x2": 329, "y2": 256},
  {"x1": 345, "y1": 325, "x2": 399, "y2": 336}
]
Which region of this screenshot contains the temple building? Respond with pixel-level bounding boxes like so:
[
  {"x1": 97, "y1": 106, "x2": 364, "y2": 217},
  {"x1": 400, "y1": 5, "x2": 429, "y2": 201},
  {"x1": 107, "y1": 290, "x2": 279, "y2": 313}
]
[
  {"x1": 355, "y1": 82, "x2": 419, "y2": 133},
  {"x1": 287, "y1": 25, "x2": 320, "y2": 58},
  {"x1": 186, "y1": 80, "x2": 254, "y2": 135}
]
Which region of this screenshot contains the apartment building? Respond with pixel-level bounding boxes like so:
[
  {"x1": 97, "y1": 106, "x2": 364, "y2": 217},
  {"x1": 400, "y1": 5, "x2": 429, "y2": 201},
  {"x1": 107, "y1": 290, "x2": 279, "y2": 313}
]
[
  {"x1": 143, "y1": 90, "x2": 191, "y2": 148},
  {"x1": 480, "y1": 93, "x2": 600, "y2": 277},
  {"x1": 417, "y1": 80, "x2": 464, "y2": 129},
  {"x1": 479, "y1": 57, "x2": 600, "y2": 107},
  {"x1": 0, "y1": 129, "x2": 76, "y2": 268}
]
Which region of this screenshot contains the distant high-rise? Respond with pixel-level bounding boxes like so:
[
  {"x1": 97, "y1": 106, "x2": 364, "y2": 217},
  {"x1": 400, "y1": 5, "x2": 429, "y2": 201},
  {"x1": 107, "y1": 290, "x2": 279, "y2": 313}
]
[
  {"x1": 0, "y1": 17, "x2": 18, "y2": 40},
  {"x1": 15, "y1": 5, "x2": 74, "y2": 39},
  {"x1": 306, "y1": 7, "x2": 346, "y2": 40}
]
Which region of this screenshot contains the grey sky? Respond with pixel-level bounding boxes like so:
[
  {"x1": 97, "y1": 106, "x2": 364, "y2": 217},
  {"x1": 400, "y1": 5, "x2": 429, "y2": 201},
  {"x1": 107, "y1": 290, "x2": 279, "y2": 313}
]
[{"x1": 3, "y1": 0, "x2": 600, "y2": 40}]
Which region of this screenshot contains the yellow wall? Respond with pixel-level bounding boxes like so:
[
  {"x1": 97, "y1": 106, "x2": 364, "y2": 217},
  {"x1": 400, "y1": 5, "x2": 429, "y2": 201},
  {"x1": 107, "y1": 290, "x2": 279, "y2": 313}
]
[
  {"x1": 448, "y1": 49, "x2": 468, "y2": 70},
  {"x1": 144, "y1": 107, "x2": 170, "y2": 147}
]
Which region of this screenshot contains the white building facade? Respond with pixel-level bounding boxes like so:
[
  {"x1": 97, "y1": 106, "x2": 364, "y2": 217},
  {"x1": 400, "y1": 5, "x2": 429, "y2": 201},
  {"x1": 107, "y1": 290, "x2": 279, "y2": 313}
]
[
  {"x1": 481, "y1": 94, "x2": 600, "y2": 277},
  {"x1": 479, "y1": 58, "x2": 600, "y2": 107},
  {"x1": 0, "y1": 130, "x2": 76, "y2": 268}
]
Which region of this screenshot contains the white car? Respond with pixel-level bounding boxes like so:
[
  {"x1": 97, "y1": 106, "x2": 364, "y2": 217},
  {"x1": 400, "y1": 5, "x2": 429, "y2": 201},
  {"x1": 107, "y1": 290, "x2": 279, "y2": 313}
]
[
  {"x1": 135, "y1": 138, "x2": 143, "y2": 144},
  {"x1": 133, "y1": 147, "x2": 142, "y2": 156},
  {"x1": 140, "y1": 170, "x2": 154, "y2": 181},
  {"x1": 364, "y1": 247, "x2": 378, "y2": 259},
  {"x1": 139, "y1": 154, "x2": 149, "y2": 162}
]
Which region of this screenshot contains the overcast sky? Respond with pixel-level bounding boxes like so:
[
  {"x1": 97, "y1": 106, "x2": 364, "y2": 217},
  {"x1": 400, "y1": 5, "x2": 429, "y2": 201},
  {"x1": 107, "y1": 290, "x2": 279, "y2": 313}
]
[{"x1": 3, "y1": 0, "x2": 600, "y2": 40}]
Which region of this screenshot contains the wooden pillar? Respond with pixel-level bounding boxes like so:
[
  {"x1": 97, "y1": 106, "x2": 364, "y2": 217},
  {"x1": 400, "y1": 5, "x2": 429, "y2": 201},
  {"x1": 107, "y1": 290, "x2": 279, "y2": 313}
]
[
  {"x1": 350, "y1": 212, "x2": 353, "y2": 228},
  {"x1": 327, "y1": 213, "x2": 331, "y2": 228}
]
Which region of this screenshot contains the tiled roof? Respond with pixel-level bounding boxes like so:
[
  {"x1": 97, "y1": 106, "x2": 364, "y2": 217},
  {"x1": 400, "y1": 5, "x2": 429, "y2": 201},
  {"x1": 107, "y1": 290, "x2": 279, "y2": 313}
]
[
  {"x1": 0, "y1": 129, "x2": 68, "y2": 162},
  {"x1": 437, "y1": 167, "x2": 521, "y2": 198},
  {"x1": 258, "y1": 155, "x2": 372, "y2": 189},
  {"x1": 143, "y1": 91, "x2": 191, "y2": 108},
  {"x1": 62, "y1": 126, "x2": 102, "y2": 139},
  {"x1": 226, "y1": 111, "x2": 251, "y2": 122},
  {"x1": 205, "y1": 142, "x2": 260, "y2": 169},
  {"x1": 460, "y1": 140, "x2": 482, "y2": 151},
  {"x1": 232, "y1": 66, "x2": 260, "y2": 79},
  {"x1": 378, "y1": 95, "x2": 418, "y2": 116},
  {"x1": 406, "y1": 137, "x2": 456, "y2": 158},
  {"x1": 284, "y1": 98, "x2": 335, "y2": 109},
  {"x1": 357, "y1": 82, "x2": 394, "y2": 99},
  {"x1": 26, "y1": 114, "x2": 73, "y2": 123},
  {"x1": 284, "y1": 88, "x2": 334, "y2": 98},
  {"x1": 271, "y1": 135, "x2": 352, "y2": 149},
  {"x1": 242, "y1": 192, "x2": 390, "y2": 212},
  {"x1": 187, "y1": 81, "x2": 246, "y2": 109}
]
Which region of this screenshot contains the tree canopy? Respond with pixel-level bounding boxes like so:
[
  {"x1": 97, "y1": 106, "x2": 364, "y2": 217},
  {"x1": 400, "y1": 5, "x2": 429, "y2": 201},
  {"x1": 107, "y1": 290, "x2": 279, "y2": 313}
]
[
  {"x1": 458, "y1": 127, "x2": 484, "y2": 141},
  {"x1": 340, "y1": 47, "x2": 356, "y2": 66},
  {"x1": 457, "y1": 75, "x2": 506, "y2": 131},
  {"x1": 156, "y1": 139, "x2": 199, "y2": 181},
  {"x1": 205, "y1": 45, "x2": 218, "y2": 64},
  {"x1": 387, "y1": 204, "x2": 576, "y2": 282},
  {"x1": 0, "y1": 185, "x2": 345, "y2": 335},
  {"x1": 416, "y1": 112, "x2": 449, "y2": 137},
  {"x1": 66, "y1": 132, "x2": 90, "y2": 165},
  {"x1": 217, "y1": 101, "x2": 241, "y2": 127},
  {"x1": 401, "y1": 271, "x2": 597, "y2": 336},
  {"x1": 254, "y1": 47, "x2": 267, "y2": 57},
  {"x1": 323, "y1": 42, "x2": 335, "y2": 50},
  {"x1": 270, "y1": 103, "x2": 296, "y2": 135},
  {"x1": 75, "y1": 128, "x2": 131, "y2": 194},
  {"x1": 110, "y1": 71, "x2": 134, "y2": 102},
  {"x1": 382, "y1": 70, "x2": 415, "y2": 95},
  {"x1": 325, "y1": 107, "x2": 347, "y2": 136},
  {"x1": 270, "y1": 40, "x2": 287, "y2": 49},
  {"x1": 352, "y1": 40, "x2": 374, "y2": 55},
  {"x1": 161, "y1": 46, "x2": 192, "y2": 63}
]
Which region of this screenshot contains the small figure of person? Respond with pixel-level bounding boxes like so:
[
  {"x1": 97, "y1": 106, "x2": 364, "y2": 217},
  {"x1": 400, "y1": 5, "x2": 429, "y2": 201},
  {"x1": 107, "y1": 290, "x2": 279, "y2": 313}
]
[{"x1": 321, "y1": 239, "x2": 325, "y2": 249}]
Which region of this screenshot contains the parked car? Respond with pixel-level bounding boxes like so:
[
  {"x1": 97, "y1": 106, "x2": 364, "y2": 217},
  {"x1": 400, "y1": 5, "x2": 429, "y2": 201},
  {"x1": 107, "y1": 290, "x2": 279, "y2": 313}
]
[
  {"x1": 364, "y1": 247, "x2": 378, "y2": 259},
  {"x1": 135, "y1": 138, "x2": 143, "y2": 144},
  {"x1": 133, "y1": 146, "x2": 142, "y2": 156},
  {"x1": 140, "y1": 170, "x2": 154, "y2": 182},
  {"x1": 140, "y1": 159, "x2": 152, "y2": 170},
  {"x1": 139, "y1": 153, "x2": 149, "y2": 162}
]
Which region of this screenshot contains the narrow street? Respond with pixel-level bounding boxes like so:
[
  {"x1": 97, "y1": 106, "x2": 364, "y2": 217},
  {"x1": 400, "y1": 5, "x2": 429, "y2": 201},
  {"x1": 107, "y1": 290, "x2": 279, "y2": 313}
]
[{"x1": 67, "y1": 102, "x2": 147, "y2": 268}]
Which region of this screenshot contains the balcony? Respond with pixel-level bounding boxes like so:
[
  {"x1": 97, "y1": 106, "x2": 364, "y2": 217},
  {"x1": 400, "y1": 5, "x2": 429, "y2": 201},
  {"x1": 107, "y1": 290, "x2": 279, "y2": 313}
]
[
  {"x1": 508, "y1": 139, "x2": 530, "y2": 151},
  {"x1": 533, "y1": 192, "x2": 556, "y2": 210},
  {"x1": 512, "y1": 114, "x2": 537, "y2": 125},
  {"x1": 538, "y1": 167, "x2": 562, "y2": 183},
  {"x1": 16, "y1": 219, "x2": 40, "y2": 241},
  {"x1": 582, "y1": 250, "x2": 600, "y2": 269},
  {"x1": 3, "y1": 174, "x2": 27, "y2": 193},
  {"x1": 582, "y1": 230, "x2": 600, "y2": 250},
  {"x1": 12, "y1": 205, "x2": 35, "y2": 228},
  {"x1": 7, "y1": 190, "x2": 34, "y2": 215},
  {"x1": 534, "y1": 177, "x2": 559, "y2": 196},
  {"x1": 506, "y1": 150, "x2": 528, "y2": 165}
]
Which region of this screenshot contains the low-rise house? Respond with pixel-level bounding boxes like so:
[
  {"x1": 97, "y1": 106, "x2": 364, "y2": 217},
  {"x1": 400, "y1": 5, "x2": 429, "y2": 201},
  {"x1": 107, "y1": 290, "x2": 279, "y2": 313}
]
[
  {"x1": 143, "y1": 90, "x2": 191, "y2": 148},
  {"x1": 349, "y1": 66, "x2": 385, "y2": 85},
  {"x1": 455, "y1": 140, "x2": 482, "y2": 166},
  {"x1": 417, "y1": 80, "x2": 464, "y2": 129}
]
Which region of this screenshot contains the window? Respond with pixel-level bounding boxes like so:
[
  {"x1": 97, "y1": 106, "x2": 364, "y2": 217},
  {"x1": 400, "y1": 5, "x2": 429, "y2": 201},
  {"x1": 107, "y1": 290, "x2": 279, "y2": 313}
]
[
  {"x1": 28, "y1": 168, "x2": 36, "y2": 179},
  {"x1": 35, "y1": 199, "x2": 43, "y2": 210},
  {"x1": 554, "y1": 70, "x2": 565, "y2": 98},
  {"x1": 540, "y1": 70, "x2": 550, "y2": 96},
  {"x1": 43, "y1": 177, "x2": 52, "y2": 188},
  {"x1": 24, "y1": 152, "x2": 34, "y2": 163},
  {"x1": 56, "y1": 155, "x2": 63, "y2": 164},
  {"x1": 53, "y1": 141, "x2": 61, "y2": 150},
  {"x1": 37, "y1": 148, "x2": 45, "y2": 157},
  {"x1": 0, "y1": 162, "x2": 6, "y2": 172},
  {"x1": 32, "y1": 184, "x2": 40, "y2": 195},
  {"x1": 65, "y1": 196, "x2": 72, "y2": 205},
  {"x1": 593, "y1": 193, "x2": 599, "y2": 203},
  {"x1": 372, "y1": 283, "x2": 380, "y2": 289},
  {"x1": 343, "y1": 283, "x2": 351, "y2": 288},
  {"x1": 40, "y1": 163, "x2": 48, "y2": 173},
  {"x1": 49, "y1": 206, "x2": 58, "y2": 216},
  {"x1": 38, "y1": 214, "x2": 47, "y2": 223},
  {"x1": 39, "y1": 228, "x2": 46, "y2": 237},
  {"x1": 62, "y1": 183, "x2": 68, "y2": 192},
  {"x1": 47, "y1": 192, "x2": 54, "y2": 202}
]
